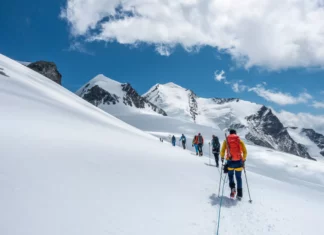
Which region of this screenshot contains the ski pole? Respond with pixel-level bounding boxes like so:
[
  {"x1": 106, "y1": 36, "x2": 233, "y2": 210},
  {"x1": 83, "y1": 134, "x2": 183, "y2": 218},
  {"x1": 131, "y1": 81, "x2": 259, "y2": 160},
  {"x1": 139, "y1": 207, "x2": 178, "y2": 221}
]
[
  {"x1": 217, "y1": 163, "x2": 223, "y2": 197},
  {"x1": 243, "y1": 167, "x2": 253, "y2": 203},
  {"x1": 208, "y1": 142, "x2": 211, "y2": 165}
]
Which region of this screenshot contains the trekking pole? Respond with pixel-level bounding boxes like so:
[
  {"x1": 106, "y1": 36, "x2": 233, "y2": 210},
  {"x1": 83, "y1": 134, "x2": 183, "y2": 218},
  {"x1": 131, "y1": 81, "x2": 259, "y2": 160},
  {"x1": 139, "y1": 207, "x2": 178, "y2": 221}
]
[
  {"x1": 208, "y1": 142, "x2": 211, "y2": 165},
  {"x1": 243, "y1": 167, "x2": 253, "y2": 203},
  {"x1": 217, "y1": 163, "x2": 223, "y2": 197}
]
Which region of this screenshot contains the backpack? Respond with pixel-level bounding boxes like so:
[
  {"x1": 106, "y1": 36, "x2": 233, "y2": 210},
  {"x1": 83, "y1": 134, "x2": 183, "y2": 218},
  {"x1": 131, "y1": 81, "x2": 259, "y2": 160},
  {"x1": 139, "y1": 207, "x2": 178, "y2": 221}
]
[
  {"x1": 197, "y1": 135, "x2": 203, "y2": 144},
  {"x1": 212, "y1": 137, "x2": 220, "y2": 153},
  {"x1": 227, "y1": 134, "x2": 242, "y2": 161}
]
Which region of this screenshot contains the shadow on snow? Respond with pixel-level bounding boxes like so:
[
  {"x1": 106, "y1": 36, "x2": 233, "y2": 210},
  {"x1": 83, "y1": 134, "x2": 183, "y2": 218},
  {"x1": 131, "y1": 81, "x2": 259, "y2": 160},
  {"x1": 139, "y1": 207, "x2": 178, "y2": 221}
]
[{"x1": 209, "y1": 194, "x2": 238, "y2": 208}]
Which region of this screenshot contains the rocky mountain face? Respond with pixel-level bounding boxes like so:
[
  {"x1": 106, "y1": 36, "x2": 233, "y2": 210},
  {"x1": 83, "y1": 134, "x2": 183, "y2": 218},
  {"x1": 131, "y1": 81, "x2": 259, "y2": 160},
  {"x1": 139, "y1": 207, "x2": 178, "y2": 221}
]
[
  {"x1": 212, "y1": 98, "x2": 240, "y2": 104},
  {"x1": 27, "y1": 61, "x2": 62, "y2": 85},
  {"x1": 77, "y1": 75, "x2": 167, "y2": 116},
  {"x1": 0, "y1": 67, "x2": 9, "y2": 77},
  {"x1": 81, "y1": 84, "x2": 119, "y2": 106},
  {"x1": 121, "y1": 83, "x2": 167, "y2": 115},
  {"x1": 188, "y1": 90, "x2": 198, "y2": 122},
  {"x1": 246, "y1": 106, "x2": 313, "y2": 159},
  {"x1": 302, "y1": 129, "x2": 324, "y2": 156}
]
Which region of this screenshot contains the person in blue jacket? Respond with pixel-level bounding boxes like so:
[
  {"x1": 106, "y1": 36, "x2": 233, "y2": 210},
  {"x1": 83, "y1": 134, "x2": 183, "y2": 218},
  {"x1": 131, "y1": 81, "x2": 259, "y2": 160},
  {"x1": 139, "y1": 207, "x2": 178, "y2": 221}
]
[
  {"x1": 171, "y1": 135, "x2": 176, "y2": 146},
  {"x1": 179, "y1": 134, "x2": 186, "y2": 149}
]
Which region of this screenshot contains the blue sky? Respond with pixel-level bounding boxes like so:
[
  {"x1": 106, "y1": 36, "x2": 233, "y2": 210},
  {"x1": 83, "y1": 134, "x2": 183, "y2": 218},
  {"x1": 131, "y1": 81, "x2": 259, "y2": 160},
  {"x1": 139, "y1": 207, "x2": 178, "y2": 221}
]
[{"x1": 1, "y1": 0, "x2": 324, "y2": 115}]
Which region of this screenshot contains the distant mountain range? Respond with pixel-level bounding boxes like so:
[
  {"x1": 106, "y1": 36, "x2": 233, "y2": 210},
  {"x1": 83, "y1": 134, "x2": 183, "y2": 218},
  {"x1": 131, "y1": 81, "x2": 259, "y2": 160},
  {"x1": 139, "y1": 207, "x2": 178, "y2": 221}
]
[{"x1": 74, "y1": 75, "x2": 323, "y2": 161}]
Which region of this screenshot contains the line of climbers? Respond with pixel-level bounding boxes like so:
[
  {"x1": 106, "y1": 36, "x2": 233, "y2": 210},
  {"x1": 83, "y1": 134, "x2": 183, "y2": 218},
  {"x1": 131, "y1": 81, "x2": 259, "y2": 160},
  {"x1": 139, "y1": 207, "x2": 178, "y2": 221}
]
[
  {"x1": 169, "y1": 129, "x2": 247, "y2": 200},
  {"x1": 171, "y1": 134, "x2": 188, "y2": 150}
]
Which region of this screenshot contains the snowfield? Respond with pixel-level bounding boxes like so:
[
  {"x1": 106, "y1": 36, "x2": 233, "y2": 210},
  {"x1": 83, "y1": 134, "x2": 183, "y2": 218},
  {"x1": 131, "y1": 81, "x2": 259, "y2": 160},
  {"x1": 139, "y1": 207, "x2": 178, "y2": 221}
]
[{"x1": 1, "y1": 54, "x2": 324, "y2": 235}]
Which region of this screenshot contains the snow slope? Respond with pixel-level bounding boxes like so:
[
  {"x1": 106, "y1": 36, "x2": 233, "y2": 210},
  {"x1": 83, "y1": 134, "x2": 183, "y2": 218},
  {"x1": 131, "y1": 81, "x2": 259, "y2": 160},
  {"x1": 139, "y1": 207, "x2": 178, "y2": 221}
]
[
  {"x1": 1, "y1": 54, "x2": 324, "y2": 235},
  {"x1": 288, "y1": 128, "x2": 324, "y2": 161}
]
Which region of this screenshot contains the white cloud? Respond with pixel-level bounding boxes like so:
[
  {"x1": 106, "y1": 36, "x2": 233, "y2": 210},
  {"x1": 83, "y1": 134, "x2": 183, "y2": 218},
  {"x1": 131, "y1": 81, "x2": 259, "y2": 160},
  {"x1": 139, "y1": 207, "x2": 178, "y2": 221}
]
[
  {"x1": 249, "y1": 85, "x2": 312, "y2": 105},
  {"x1": 276, "y1": 110, "x2": 324, "y2": 134},
  {"x1": 231, "y1": 82, "x2": 248, "y2": 93},
  {"x1": 214, "y1": 71, "x2": 314, "y2": 105},
  {"x1": 61, "y1": 0, "x2": 324, "y2": 70},
  {"x1": 312, "y1": 101, "x2": 324, "y2": 108},
  {"x1": 214, "y1": 70, "x2": 226, "y2": 82}
]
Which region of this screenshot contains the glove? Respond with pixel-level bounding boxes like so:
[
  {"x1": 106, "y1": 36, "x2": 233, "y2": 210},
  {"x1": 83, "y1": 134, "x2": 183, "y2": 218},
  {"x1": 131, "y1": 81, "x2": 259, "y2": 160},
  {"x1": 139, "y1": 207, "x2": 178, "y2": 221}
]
[
  {"x1": 192, "y1": 144, "x2": 194, "y2": 147},
  {"x1": 221, "y1": 158, "x2": 224, "y2": 163},
  {"x1": 242, "y1": 161, "x2": 245, "y2": 168}
]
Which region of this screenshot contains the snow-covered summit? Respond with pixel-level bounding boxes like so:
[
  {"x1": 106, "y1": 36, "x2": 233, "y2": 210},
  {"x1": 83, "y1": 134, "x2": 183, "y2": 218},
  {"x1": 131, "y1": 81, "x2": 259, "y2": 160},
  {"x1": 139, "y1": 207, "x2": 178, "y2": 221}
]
[
  {"x1": 77, "y1": 75, "x2": 167, "y2": 116},
  {"x1": 143, "y1": 83, "x2": 197, "y2": 121}
]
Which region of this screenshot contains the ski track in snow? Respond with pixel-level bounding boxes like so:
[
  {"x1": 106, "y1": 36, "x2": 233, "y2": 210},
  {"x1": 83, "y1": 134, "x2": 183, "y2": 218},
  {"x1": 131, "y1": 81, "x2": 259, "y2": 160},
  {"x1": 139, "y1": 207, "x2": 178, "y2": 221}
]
[{"x1": 1, "y1": 54, "x2": 324, "y2": 235}]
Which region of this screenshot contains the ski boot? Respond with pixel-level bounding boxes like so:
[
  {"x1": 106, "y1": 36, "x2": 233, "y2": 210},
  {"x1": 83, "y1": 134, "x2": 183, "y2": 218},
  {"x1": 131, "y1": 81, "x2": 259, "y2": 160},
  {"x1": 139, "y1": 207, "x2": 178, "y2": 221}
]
[{"x1": 230, "y1": 188, "x2": 236, "y2": 199}]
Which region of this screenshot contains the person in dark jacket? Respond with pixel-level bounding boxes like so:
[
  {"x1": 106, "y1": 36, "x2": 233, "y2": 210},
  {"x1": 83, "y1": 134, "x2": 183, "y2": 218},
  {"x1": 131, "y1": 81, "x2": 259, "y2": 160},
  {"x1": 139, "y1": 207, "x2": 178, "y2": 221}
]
[
  {"x1": 171, "y1": 135, "x2": 176, "y2": 146},
  {"x1": 179, "y1": 134, "x2": 186, "y2": 149},
  {"x1": 211, "y1": 135, "x2": 220, "y2": 167}
]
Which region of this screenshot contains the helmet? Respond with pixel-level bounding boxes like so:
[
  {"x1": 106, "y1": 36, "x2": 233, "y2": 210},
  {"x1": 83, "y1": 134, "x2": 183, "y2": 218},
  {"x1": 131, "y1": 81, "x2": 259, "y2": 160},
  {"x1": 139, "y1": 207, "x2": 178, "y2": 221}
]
[{"x1": 198, "y1": 133, "x2": 201, "y2": 135}]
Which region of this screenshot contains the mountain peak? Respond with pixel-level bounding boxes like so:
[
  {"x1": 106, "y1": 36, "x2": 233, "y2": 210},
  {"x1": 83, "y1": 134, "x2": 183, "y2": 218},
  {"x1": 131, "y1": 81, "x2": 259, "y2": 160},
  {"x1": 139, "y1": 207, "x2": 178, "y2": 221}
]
[
  {"x1": 90, "y1": 74, "x2": 122, "y2": 85},
  {"x1": 163, "y1": 82, "x2": 182, "y2": 88},
  {"x1": 77, "y1": 75, "x2": 167, "y2": 116}
]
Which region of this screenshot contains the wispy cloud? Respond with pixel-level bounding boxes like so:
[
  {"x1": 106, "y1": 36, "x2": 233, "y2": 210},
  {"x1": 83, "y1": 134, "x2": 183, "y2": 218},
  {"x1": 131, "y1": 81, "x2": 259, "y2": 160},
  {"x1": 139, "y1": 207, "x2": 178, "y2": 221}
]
[
  {"x1": 214, "y1": 70, "x2": 226, "y2": 82},
  {"x1": 61, "y1": 0, "x2": 324, "y2": 70},
  {"x1": 249, "y1": 85, "x2": 312, "y2": 106},
  {"x1": 155, "y1": 44, "x2": 173, "y2": 56},
  {"x1": 231, "y1": 82, "x2": 248, "y2": 93},
  {"x1": 312, "y1": 101, "x2": 324, "y2": 109},
  {"x1": 214, "y1": 70, "x2": 314, "y2": 106},
  {"x1": 67, "y1": 41, "x2": 94, "y2": 55}
]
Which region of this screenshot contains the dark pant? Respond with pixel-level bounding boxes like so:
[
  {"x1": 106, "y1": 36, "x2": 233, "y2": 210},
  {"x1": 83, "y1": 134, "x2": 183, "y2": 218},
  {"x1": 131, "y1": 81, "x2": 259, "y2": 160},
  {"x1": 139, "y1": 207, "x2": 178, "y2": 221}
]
[
  {"x1": 228, "y1": 170, "x2": 242, "y2": 189},
  {"x1": 227, "y1": 160, "x2": 243, "y2": 191},
  {"x1": 213, "y1": 153, "x2": 219, "y2": 166},
  {"x1": 182, "y1": 141, "x2": 186, "y2": 149},
  {"x1": 198, "y1": 144, "x2": 203, "y2": 155}
]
